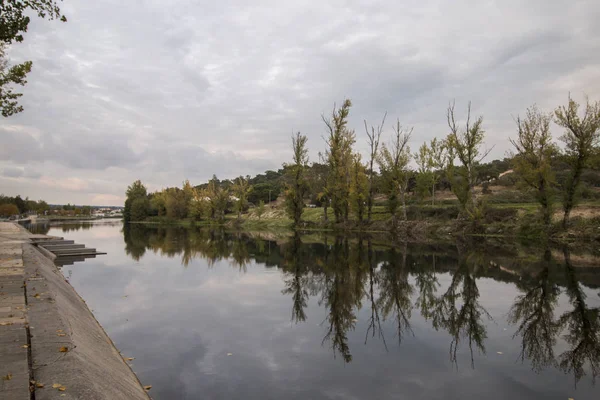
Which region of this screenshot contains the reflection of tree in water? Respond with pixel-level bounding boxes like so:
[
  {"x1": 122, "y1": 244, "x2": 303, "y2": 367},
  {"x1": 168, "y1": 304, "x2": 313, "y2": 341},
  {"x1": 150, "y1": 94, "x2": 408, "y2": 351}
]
[
  {"x1": 319, "y1": 238, "x2": 361, "y2": 363},
  {"x1": 376, "y1": 243, "x2": 414, "y2": 344},
  {"x1": 432, "y1": 250, "x2": 491, "y2": 368},
  {"x1": 281, "y1": 233, "x2": 309, "y2": 323},
  {"x1": 508, "y1": 246, "x2": 600, "y2": 384},
  {"x1": 365, "y1": 240, "x2": 386, "y2": 348},
  {"x1": 558, "y1": 247, "x2": 600, "y2": 384},
  {"x1": 508, "y1": 248, "x2": 560, "y2": 372},
  {"x1": 122, "y1": 223, "x2": 150, "y2": 261}
]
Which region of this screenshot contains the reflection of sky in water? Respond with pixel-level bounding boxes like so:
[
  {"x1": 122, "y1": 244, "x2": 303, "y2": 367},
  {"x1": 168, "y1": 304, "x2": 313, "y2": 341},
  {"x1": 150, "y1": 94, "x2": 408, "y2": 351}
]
[{"x1": 47, "y1": 223, "x2": 600, "y2": 400}]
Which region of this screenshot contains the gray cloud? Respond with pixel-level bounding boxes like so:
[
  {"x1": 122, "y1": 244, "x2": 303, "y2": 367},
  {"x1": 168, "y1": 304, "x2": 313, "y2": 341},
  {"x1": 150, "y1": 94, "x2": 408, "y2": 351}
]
[{"x1": 2, "y1": 0, "x2": 600, "y2": 205}]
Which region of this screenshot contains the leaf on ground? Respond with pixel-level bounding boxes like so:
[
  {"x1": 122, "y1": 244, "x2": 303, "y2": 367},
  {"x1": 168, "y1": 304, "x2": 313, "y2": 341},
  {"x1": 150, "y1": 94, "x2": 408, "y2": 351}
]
[
  {"x1": 56, "y1": 329, "x2": 63, "y2": 333},
  {"x1": 22, "y1": 344, "x2": 29, "y2": 348},
  {"x1": 3, "y1": 374, "x2": 12, "y2": 381},
  {"x1": 58, "y1": 386, "x2": 66, "y2": 391},
  {"x1": 124, "y1": 357, "x2": 134, "y2": 361},
  {"x1": 36, "y1": 382, "x2": 45, "y2": 388},
  {"x1": 144, "y1": 385, "x2": 152, "y2": 391},
  {"x1": 0, "y1": 322, "x2": 14, "y2": 326},
  {"x1": 52, "y1": 383, "x2": 62, "y2": 388},
  {"x1": 496, "y1": 351, "x2": 503, "y2": 355},
  {"x1": 33, "y1": 293, "x2": 40, "y2": 298},
  {"x1": 227, "y1": 353, "x2": 233, "y2": 356},
  {"x1": 59, "y1": 346, "x2": 69, "y2": 353},
  {"x1": 57, "y1": 333, "x2": 66, "y2": 337}
]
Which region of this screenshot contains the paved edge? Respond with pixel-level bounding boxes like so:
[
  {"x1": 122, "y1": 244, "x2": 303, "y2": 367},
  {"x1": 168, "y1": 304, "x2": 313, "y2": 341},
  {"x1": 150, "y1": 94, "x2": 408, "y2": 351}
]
[{"x1": 23, "y1": 241, "x2": 150, "y2": 399}]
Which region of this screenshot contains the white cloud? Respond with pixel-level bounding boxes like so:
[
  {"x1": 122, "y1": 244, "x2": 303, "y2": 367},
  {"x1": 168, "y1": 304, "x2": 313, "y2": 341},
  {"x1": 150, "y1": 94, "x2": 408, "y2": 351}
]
[{"x1": 2, "y1": 0, "x2": 599, "y2": 205}]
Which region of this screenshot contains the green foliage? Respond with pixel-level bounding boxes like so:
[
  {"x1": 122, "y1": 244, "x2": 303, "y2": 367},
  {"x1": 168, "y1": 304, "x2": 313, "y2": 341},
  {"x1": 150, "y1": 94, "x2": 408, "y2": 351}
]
[
  {"x1": 0, "y1": 0, "x2": 66, "y2": 45},
  {"x1": 0, "y1": 1, "x2": 66, "y2": 117},
  {"x1": 285, "y1": 132, "x2": 309, "y2": 226},
  {"x1": 124, "y1": 180, "x2": 148, "y2": 222},
  {"x1": 323, "y1": 99, "x2": 355, "y2": 223},
  {"x1": 206, "y1": 175, "x2": 229, "y2": 222},
  {"x1": 554, "y1": 95, "x2": 600, "y2": 227},
  {"x1": 446, "y1": 101, "x2": 488, "y2": 219},
  {"x1": 0, "y1": 203, "x2": 19, "y2": 217},
  {"x1": 232, "y1": 175, "x2": 252, "y2": 219},
  {"x1": 0, "y1": 44, "x2": 31, "y2": 117},
  {"x1": 349, "y1": 154, "x2": 368, "y2": 222}
]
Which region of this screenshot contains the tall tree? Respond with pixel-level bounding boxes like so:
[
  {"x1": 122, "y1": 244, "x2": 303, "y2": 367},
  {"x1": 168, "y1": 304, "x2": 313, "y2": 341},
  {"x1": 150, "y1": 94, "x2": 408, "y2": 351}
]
[
  {"x1": 124, "y1": 180, "x2": 148, "y2": 222},
  {"x1": 378, "y1": 119, "x2": 412, "y2": 222},
  {"x1": 364, "y1": 112, "x2": 386, "y2": 222},
  {"x1": 323, "y1": 99, "x2": 355, "y2": 223},
  {"x1": 0, "y1": 0, "x2": 66, "y2": 117},
  {"x1": 446, "y1": 101, "x2": 490, "y2": 219},
  {"x1": 206, "y1": 175, "x2": 228, "y2": 222},
  {"x1": 232, "y1": 175, "x2": 252, "y2": 220},
  {"x1": 554, "y1": 95, "x2": 600, "y2": 228},
  {"x1": 285, "y1": 132, "x2": 309, "y2": 226},
  {"x1": 349, "y1": 154, "x2": 368, "y2": 223},
  {"x1": 510, "y1": 105, "x2": 556, "y2": 227}
]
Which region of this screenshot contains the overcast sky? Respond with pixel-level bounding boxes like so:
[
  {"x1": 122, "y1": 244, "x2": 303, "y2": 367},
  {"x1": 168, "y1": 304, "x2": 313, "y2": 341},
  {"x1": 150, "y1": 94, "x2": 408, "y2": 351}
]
[{"x1": 1, "y1": 0, "x2": 599, "y2": 206}]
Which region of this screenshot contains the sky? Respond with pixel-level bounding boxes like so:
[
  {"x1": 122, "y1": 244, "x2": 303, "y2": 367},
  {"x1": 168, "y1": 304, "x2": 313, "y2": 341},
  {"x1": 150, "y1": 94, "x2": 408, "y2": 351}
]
[{"x1": 1, "y1": 0, "x2": 599, "y2": 206}]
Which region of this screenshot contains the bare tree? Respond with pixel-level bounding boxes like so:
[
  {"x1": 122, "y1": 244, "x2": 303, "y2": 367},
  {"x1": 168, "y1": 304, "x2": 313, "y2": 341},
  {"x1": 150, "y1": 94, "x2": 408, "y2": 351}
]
[
  {"x1": 379, "y1": 119, "x2": 413, "y2": 222},
  {"x1": 554, "y1": 95, "x2": 600, "y2": 228},
  {"x1": 364, "y1": 112, "x2": 387, "y2": 222}
]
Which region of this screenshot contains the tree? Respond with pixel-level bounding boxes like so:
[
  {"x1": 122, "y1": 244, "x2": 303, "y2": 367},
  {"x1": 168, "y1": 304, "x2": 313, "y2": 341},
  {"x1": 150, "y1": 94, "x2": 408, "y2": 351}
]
[
  {"x1": 554, "y1": 95, "x2": 600, "y2": 228},
  {"x1": 364, "y1": 112, "x2": 386, "y2": 222},
  {"x1": 285, "y1": 132, "x2": 309, "y2": 226},
  {"x1": 446, "y1": 101, "x2": 490, "y2": 219},
  {"x1": 256, "y1": 200, "x2": 265, "y2": 220},
  {"x1": 0, "y1": 1, "x2": 66, "y2": 117},
  {"x1": 0, "y1": 203, "x2": 19, "y2": 217},
  {"x1": 378, "y1": 119, "x2": 412, "y2": 222},
  {"x1": 206, "y1": 175, "x2": 228, "y2": 222},
  {"x1": 350, "y1": 154, "x2": 368, "y2": 223},
  {"x1": 510, "y1": 105, "x2": 556, "y2": 227},
  {"x1": 232, "y1": 175, "x2": 252, "y2": 220},
  {"x1": 414, "y1": 138, "x2": 446, "y2": 205},
  {"x1": 323, "y1": 99, "x2": 355, "y2": 223},
  {"x1": 124, "y1": 180, "x2": 148, "y2": 222}
]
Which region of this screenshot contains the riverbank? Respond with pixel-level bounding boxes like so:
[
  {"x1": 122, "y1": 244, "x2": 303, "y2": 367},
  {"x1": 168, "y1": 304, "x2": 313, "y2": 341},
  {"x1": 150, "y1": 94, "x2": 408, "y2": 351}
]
[
  {"x1": 130, "y1": 202, "x2": 600, "y2": 243},
  {"x1": 0, "y1": 222, "x2": 149, "y2": 399}
]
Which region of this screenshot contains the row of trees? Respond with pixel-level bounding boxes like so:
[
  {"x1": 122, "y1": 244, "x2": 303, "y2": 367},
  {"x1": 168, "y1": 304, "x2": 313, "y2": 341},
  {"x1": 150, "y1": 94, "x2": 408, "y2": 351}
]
[
  {"x1": 0, "y1": 194, "x2": 49, "y2": 217},
  {"x1": 284, "y1": 95, "x2": 600, "y2": 229}
]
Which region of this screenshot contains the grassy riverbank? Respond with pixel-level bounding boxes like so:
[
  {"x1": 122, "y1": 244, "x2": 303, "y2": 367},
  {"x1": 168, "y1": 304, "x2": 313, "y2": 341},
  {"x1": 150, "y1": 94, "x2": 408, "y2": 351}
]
[{"x1": 131, "y1": 200, "x2": 600, "y2": 243}]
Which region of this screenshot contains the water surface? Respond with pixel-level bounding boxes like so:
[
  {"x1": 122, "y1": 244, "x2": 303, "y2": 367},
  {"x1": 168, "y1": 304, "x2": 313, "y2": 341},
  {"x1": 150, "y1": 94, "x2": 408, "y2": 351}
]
[{"x1": 33, "y1": 221, "x2": 600, "y2": 399}]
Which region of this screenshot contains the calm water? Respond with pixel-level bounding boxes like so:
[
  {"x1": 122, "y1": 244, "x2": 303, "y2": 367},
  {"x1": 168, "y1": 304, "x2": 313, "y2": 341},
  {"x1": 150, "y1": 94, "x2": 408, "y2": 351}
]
[{"x1": 27, "y1": 221, "x2": 600, "y2": 399}]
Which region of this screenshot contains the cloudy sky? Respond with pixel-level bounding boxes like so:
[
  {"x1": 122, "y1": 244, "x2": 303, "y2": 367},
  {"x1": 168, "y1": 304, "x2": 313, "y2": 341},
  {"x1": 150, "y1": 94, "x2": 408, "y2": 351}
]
[{"x1": 1, "y1": 0, "x2": 599, "y2": 206}]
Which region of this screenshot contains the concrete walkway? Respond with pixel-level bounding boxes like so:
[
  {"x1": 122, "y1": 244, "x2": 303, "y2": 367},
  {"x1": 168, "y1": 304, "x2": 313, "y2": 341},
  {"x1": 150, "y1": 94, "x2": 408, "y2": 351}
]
[{"x1": 0, "y1": 222, "x2": 149, "y2": 400}]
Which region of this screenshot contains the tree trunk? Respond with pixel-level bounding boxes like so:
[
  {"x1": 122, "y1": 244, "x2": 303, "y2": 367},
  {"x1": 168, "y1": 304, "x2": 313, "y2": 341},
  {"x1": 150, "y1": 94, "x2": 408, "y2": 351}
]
[
  {"x1": 323, "y1": 203, "x2": 328, "y2": 223},
  {"x1": 400, "y1": 186, "x2": 407, "y2": 221},
  {"x1": 431, "y1": 183, "x2": 435, "y2": 206},
  {"x1": 562, "y1": 155, "x2": 585, "y2": 229}
]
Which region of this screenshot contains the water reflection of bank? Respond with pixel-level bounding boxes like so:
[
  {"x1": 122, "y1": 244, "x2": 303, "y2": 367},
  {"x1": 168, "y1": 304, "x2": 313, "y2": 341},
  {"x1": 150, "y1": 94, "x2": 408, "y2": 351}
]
[{"x1": 118, "y1": 223, "x2": 600, "y2": 385}]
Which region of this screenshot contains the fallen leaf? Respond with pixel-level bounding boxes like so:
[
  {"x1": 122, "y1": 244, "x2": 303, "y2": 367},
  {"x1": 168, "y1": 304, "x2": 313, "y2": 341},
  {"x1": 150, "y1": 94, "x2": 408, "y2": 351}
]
[
  {"x1": 34, "y1": 293, "x2": 40, "y2": 298},
  {"x1": 59, "y1": 346, "x2": 68, "y2": 353},
  {"x1": 3, "y1": 374, "x2": 12, "y2": 381},
  {"x1": 124, "y1": 357, "x2": 135, "y2": 361},
  {"x1": 497, "y1": 351, "x2": 503, "y2": 355},
  {"x1": 56, "y1": 329, "x2": 63, "y2": 333},
  {"x1": 52, "y1": 383, "x2": 62, "y2": 388},
  {"x1": 227, "y1": 353, "x2": 233, "y2": 356},
  {"x1": 144, "y1": 385, "x2": 152, "y2": 391},
  {"x1": 36, "y1": 383, "x2": 45, "y2": 388},
  {"x1": 568, "y1": 398, "x2": 574, "y2": 400},
  {"x1": 57, "y1": 333, "x2": 66, "y2": 337},
  {"x1": 58, "y1": 386, "x2": 66, "y2": 391},
  {"x1": 0, "y1": 322, "x2": 13, "y2": 326},
  {"x1": 22, "y1": 344, "x2": 29, "y2": 348}
]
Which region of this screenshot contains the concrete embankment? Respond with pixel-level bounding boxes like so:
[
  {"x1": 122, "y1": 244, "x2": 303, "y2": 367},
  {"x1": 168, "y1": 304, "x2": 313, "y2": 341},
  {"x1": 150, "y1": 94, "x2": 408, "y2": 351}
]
[{"x1": 0, "y1": 222, "x2": 149, "y2": 400}]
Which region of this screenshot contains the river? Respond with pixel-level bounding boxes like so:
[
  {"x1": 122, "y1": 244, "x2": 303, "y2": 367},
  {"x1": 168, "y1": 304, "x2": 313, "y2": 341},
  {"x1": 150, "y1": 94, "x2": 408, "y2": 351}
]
[{"x1": 23, "y1": 220, "x2": 600, "y2": 399}]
